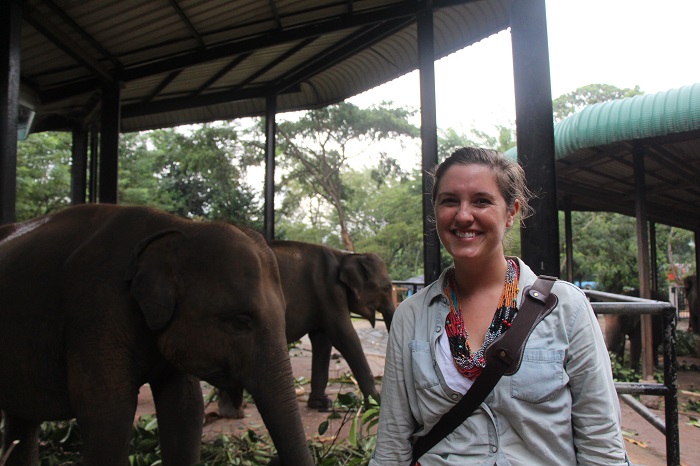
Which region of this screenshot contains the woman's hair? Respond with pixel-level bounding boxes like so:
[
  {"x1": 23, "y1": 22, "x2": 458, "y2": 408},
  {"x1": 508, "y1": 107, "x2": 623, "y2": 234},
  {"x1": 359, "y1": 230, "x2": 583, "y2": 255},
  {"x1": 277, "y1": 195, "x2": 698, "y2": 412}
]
[{"x1": 430, "y1": 147, "x2": 534, "y2": 224}]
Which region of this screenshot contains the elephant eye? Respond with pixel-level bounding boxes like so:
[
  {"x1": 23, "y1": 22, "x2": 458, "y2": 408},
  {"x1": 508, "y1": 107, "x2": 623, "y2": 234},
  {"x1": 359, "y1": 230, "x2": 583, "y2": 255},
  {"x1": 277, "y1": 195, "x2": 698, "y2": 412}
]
[{"x1": 232, "y1": 313, "x2": 254, "y2": 330}]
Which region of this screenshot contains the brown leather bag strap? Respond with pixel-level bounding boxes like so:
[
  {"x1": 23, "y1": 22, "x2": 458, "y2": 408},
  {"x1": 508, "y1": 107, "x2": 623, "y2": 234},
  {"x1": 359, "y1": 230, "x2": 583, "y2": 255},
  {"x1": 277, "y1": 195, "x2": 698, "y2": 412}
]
[{"x1": 410, "y1": 275, "x2": 558, "y2": 465}]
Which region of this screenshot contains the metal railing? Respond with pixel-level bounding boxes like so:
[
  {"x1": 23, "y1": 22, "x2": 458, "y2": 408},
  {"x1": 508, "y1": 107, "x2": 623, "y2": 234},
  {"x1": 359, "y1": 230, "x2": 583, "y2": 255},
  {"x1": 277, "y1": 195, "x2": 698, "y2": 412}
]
[{"x1": 585, "y1": 290, "x2": 680, "y2": 466}]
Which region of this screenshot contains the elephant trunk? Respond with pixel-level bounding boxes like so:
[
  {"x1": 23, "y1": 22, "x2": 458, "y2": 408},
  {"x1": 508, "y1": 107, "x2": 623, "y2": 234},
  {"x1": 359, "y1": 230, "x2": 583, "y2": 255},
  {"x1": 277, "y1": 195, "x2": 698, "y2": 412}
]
[{"x1": 245, "y1": 347, "x2": 314, "y2": 465}]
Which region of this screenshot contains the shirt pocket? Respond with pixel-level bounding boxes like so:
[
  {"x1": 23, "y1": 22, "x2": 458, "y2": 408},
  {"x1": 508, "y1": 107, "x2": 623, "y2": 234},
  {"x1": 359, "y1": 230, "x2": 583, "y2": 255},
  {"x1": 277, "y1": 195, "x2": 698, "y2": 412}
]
[
  {"x1": 510, "y1": 349, "x2": 565, "y2": 403},
  {"x1": 409, "y1": 340, "x2": 440, "y2": 390}
]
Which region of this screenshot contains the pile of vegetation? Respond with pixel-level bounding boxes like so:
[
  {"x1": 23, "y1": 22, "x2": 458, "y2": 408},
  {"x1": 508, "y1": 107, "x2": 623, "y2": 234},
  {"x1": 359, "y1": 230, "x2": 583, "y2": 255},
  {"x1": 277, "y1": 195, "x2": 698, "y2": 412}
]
[{"x1": 3, "y1": 391, "x2": 379, "y2": 466}]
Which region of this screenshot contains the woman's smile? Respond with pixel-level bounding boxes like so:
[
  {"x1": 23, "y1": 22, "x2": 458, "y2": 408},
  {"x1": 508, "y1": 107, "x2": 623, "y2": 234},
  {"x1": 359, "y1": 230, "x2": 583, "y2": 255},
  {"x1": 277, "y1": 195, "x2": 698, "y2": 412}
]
[{"x1": 434, "y1": 164, "x2": 518, "y2": 265}]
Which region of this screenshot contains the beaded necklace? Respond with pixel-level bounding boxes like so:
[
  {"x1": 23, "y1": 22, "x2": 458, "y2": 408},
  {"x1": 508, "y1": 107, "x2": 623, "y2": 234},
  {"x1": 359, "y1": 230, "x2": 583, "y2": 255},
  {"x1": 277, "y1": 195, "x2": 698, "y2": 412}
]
[{"x1": 443, "y1": 258, "x2": 520, "y2": 379}]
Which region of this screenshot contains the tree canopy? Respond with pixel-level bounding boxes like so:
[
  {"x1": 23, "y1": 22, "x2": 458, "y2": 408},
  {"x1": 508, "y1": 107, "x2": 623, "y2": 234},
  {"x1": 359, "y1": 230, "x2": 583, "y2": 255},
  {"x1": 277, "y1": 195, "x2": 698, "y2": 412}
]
[{"x1": 13, "y1": 83, "x2": 696, "y2": 290}]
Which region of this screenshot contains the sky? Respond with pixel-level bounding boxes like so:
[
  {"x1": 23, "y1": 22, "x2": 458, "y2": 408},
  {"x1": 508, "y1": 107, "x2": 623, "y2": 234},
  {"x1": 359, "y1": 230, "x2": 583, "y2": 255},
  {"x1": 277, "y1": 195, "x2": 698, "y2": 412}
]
[{"x1": 347, "y1": 0, "x2": 700, "y2": 135}]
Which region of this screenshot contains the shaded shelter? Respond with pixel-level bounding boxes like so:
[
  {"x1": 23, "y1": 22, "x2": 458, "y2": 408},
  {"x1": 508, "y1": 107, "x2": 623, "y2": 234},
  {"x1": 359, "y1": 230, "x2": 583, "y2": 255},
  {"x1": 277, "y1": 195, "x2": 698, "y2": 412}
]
[
  {"x1": 2, "y1": 0, "x2": 558, "y2": 283},
  {"x1": 507, "y1": 82, "x2": 700, "y2": 377}
]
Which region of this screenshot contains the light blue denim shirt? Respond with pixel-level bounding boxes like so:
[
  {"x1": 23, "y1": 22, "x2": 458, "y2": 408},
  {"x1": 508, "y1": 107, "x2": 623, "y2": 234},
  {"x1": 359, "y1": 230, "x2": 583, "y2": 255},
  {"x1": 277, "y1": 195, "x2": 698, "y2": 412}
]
[{"x1": 370, "y1": 258, "x2": 629, "y2": 466}]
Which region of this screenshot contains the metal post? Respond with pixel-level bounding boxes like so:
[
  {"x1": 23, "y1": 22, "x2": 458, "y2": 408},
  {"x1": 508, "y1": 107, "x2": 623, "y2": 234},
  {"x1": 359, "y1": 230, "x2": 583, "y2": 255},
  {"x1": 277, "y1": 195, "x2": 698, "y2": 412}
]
[
  {"x1": 417, "y1": 8, "x2": 441, "y2": 285},
  {"x1": 511, "y1": 0, "x2": 559, "y2": 276},
  {"x1": 71, "y1": 125, "x2": 88, "y2": 204},
  {"x1": 0, "y1": 0, "x2": 22, "y2": 224},
  {"x1": 98, "y1": 83, "x2": 120, "y2": 204},
  {"x1": 634, "y1": 146, "x2": 654, "y2": 379},
  {"x1": 565, "y1": 205, "x2": 574, "y2": 282},
  {"x1": 264, "y1": 95, "x2": 277, "y2": 241}
]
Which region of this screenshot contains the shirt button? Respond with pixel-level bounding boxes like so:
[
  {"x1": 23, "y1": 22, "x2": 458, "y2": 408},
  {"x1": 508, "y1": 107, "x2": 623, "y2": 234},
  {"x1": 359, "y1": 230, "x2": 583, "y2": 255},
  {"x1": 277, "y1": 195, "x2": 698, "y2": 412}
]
[
  {"x1": 435, "y1": 325, "x2": 442, "y2": 333},
  {"x1": 491, "y1": 446, "x2": 498, "y2": 453},
  {"x1": 451, "y1": 394, "x2": 459, "y2": 400},
  {"x1": 441, "y1": 296, "x2": 448, "y2": 304}
]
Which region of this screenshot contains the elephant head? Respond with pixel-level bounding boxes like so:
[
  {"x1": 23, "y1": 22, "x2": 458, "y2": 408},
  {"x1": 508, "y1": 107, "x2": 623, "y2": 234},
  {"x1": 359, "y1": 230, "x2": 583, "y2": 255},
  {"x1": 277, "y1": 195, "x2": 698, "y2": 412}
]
[
  {"x1": 125, "y1": 224, "x2": 313, "y2": 465},
  {"x1": 339, "y1": 252, "x2": 395, "y2": 331}
]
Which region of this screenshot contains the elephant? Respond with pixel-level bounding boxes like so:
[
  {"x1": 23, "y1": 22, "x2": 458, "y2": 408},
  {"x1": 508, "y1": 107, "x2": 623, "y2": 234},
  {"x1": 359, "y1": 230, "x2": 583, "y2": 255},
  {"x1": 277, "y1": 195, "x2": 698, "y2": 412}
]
[
  {"x1": 218, "y1": 240, "x2": 395, "y2": 418},
  {"x1": 683, "y1": 275, "x2": 700, "y2": 334},
  {"x1": 601, "y1": 289, "x2": 666, "y2": 371},
  {"x1": 0, "y1": 204, "x2": 313, "y2": 466}
]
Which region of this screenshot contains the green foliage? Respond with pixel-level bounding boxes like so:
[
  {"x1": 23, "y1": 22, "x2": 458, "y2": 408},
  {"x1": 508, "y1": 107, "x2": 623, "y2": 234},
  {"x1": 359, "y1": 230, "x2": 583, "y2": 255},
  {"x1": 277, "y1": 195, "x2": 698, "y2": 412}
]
[
  {"x1": 198, "y1": 431, "x2": 276, "y2": 465},
  {"x1": 609, "y1": 351, "x2": 643, "y2": 383},
  {"x1": 438, "y1": 125, "x2": 516, "y2": 158},
  {"x1": 31, "y1": 387, "x2": 381, "y2": 466},
  {"x1": 686, "y1": 398, "x2": 700, "y2": 414},
  {"x1": 552, "y1": 84, "x2": 644, "y2": 122},
  {"x1": 37, "y1": 421, "x2": 83, "y2": 465},
  {"x1": 275, "y1": 102, "x2": 419, "y2": 251},
  {"x1": 561, "y1": 211, "x2": 696, "y2": 293},
  {"x1": 561, "y1": 212, "x2": 640, "y2": 292},
  {"x1": 311, "y1": 392, "x2": 380, "y2": 466},
  {"x1": 16, "y1": 131, "x2": 72, "y2": 221},
  {"x1": 676, "y1": 330, "x2": 699, "y2": 357}
]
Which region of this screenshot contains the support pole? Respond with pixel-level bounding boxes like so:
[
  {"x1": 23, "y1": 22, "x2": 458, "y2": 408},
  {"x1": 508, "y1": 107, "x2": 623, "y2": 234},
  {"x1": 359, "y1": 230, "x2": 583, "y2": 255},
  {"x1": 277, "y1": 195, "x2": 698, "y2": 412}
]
[
  {"x1": 0, "y1": 0, "x2": 22, "y2": 224},
  {"x1": 511, "y1": 0, "x2": 559, "y2": 275},
  {"x1": 417, "y1": 8, "x2": 441, "y2": 285},
  {"x1": 88, "y1": 126, "x2": 99, "y2": 203},
  {"x1": 634, "y1": 146, "x2": 654, "y2": 379},
  {"x1": 263, "y1": 95, "x2": 277, "y2": 242},
  {"x1": 565, "y1": 206, "x2": 574, "y2": 283},
  {"x1": 98, "y1": 83, "x2": 120, "y2": 204},
  {"x1": 71, "y1": 125, "x2": 88, "y2": 204}
]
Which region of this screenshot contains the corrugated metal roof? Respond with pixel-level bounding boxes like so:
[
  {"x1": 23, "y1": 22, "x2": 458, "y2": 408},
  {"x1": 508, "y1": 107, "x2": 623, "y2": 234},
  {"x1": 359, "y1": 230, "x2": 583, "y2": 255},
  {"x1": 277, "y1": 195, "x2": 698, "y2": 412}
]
[
  {"x1": 19, "y1": 0, "x2": 511, "y2": 133},
  {"x1": 506, "y1": 83, "x2": 700, "y2": 231},
  {"x1": 554, "y1": 83, "x2": 700, "y2": 159}
]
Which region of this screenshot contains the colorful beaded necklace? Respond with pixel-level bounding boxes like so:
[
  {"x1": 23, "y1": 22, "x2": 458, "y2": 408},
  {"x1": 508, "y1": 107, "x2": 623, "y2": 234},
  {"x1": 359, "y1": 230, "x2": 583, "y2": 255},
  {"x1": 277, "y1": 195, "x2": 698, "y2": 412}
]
[{"x1": 443, "y1": 258, "x2": 520, "y2": 379}]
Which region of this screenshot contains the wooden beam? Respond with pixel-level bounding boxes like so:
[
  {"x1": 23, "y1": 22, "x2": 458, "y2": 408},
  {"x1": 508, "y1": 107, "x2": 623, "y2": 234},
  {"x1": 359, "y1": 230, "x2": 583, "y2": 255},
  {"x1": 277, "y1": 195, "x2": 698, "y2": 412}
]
[
  {"x1": 0, "y1": 0, "x2": 21, "y2": 224},
  {"x1": 511, "y1": 0, "x2": 558, "y2": 275},
  {"x1": 417, "y1": 8, "x2": 441, "y2": 285}
]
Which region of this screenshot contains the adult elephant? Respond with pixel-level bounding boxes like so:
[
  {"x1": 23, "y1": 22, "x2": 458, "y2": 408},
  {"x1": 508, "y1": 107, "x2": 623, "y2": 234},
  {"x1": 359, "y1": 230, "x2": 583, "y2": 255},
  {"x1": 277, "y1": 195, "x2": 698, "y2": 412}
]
[
  {"x1": 683, "y1": 275, "x2": 700, "y2": 334},
  {"x1": 218, "y1": 240, "x2": 395, "y2": 418},
  {"x1": 602, "y1": 289, "x2": 666, "y2": 371},
  {"x1": 0, "y1": 205, "x2": 313, "y2": 466}
]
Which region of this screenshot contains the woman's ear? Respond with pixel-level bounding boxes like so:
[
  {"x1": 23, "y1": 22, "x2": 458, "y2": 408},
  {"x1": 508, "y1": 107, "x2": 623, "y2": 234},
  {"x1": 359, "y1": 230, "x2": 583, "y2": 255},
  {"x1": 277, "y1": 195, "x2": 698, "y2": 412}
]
[{"x1": 506, "y1": 199, "x2": 521, "y2": 228}]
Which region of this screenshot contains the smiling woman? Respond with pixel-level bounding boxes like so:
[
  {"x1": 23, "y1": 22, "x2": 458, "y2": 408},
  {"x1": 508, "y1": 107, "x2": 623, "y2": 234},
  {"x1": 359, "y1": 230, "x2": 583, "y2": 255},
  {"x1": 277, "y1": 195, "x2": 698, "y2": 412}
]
[{"x1": 370, "y1": 147, "x2": 631, "y2": 466}]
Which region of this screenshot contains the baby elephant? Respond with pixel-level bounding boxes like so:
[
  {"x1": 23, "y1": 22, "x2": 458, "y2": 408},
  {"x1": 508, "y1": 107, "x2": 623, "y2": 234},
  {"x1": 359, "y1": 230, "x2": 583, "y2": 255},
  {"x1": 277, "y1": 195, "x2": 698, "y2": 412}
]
[
  {"x1": 218, "y1": 240, "x2": 395, "y2": 418},
  {"x1": 0, "y1": 205, "x2": 313, "y2": 466}
]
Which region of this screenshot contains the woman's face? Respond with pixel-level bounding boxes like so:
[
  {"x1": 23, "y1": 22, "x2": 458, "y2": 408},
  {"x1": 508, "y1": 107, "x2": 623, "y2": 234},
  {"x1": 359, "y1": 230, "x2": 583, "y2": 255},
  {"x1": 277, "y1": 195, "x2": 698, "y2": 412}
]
[{"x1": 434, "y1": 163, "x2": 519, "y2": 265}]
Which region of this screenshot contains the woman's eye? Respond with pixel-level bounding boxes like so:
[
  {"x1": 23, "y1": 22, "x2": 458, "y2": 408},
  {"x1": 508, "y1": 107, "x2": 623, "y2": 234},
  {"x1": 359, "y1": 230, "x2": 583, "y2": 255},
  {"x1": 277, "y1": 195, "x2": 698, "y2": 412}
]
[{"x1": 475, "y1": 198, "x2": 492, "y2": 206}]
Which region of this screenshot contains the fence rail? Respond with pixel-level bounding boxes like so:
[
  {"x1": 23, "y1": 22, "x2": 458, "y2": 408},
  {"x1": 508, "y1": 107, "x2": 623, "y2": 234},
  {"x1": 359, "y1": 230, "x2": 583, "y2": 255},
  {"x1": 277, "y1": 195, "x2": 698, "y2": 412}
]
[{"x1": 585, "y1": 290, "x2": 679, "y2": 466}]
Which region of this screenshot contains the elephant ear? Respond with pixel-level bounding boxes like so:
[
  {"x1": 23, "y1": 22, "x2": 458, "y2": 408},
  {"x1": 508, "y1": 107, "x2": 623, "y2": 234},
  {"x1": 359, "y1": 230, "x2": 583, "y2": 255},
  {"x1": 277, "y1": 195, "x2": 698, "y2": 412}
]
[
  {"x1": 339, "y1": 254, "x2": 376, "y2": 327},
  {"x1": 124, "y1": 230, "x2": 184, "y2": 331}
]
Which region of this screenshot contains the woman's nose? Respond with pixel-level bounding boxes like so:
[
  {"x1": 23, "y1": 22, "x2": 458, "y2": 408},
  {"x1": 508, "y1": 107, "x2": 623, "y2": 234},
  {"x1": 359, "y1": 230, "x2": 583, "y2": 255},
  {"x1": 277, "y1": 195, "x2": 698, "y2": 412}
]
[{"x1": 455, "y1": 203, "x2": 474, "y2": 221}]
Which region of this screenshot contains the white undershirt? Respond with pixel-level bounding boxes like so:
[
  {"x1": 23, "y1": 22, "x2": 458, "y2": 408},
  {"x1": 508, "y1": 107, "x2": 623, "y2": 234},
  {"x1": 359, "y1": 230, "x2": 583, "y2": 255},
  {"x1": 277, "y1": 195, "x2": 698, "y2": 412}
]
[{"x1": 437, "y1": 330, "x2": 474, "y2": 393}]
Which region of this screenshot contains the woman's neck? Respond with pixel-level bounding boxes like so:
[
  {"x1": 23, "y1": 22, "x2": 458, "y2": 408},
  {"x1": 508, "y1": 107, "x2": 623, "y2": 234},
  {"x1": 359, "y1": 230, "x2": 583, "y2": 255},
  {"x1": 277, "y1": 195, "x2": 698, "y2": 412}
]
[{"x1": 453, "y1": 254, "x2": 508, "y2": 298}]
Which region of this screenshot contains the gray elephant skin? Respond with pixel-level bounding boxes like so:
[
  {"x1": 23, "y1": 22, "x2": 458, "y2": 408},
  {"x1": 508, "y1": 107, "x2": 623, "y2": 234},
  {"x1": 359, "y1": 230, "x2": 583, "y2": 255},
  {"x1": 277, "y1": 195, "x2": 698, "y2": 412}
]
[
  {"x1": 602, "y1": 289, "x2": 666, "y2": 370},
  {"x1": 683, "y1": 275, "x2": 700, "y2": 334},
  {"x1": 0, "y1": 205, "x2": 313, "y2": 466},
  {"x1": 218, "y1": 240, "x2": 395, "y2": 418}
]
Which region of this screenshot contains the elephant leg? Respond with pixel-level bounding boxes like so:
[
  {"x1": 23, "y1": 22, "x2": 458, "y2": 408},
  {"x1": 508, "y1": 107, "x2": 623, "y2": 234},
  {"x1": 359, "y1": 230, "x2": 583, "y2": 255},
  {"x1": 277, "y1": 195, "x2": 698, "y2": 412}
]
[
  {"x1": 603, "y1": 315, "x2": 625, "y2": 361},
  {"x1": 308, "y1": 330, "x2": 333, "y2": 411},
  {"x1": 150, "y1": 372, "x2": 203, "y2": 466},
  {"x1": 1, "y1": 413, "x2": 40, "y2": 466},
  {"x1": 628, "y1": 325, "x2": 642, "y2": 372},
  {"x1": 217, "y1": 385, "x2": 247, "y2": 419},
  {"x1": 325, "y1": 321, "x2": 380, "y2": 405},
  {"x1": 77, "y1": 402, "x2": 136, "y2": 466}
]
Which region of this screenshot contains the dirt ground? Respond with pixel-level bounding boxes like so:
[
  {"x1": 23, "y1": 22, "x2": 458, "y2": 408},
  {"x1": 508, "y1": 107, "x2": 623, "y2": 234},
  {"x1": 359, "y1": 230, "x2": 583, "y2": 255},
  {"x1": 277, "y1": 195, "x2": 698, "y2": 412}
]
[{"x1": 135, "y1": 319, "x2": 700, "y2": 466}]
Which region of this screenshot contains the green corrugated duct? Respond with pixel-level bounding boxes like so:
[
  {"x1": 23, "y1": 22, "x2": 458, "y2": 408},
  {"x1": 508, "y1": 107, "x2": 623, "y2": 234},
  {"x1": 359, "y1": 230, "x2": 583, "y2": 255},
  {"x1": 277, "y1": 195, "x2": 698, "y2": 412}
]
[{"x1": 505, "y1": 83, "x2": 700, "y2": 160}]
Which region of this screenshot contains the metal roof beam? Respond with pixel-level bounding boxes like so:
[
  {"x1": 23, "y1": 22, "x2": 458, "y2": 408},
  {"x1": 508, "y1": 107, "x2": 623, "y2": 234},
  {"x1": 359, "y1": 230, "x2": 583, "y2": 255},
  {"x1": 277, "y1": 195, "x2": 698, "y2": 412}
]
[
  {"x1": 274, "y1": 17, "x2": 413, "y2": 95},
  {"x1": 120, "y1": 84, "x2": 300, "y2": 118},
  {"x1": 24, "y1": 3, "x2": 115, "y2": 84}
]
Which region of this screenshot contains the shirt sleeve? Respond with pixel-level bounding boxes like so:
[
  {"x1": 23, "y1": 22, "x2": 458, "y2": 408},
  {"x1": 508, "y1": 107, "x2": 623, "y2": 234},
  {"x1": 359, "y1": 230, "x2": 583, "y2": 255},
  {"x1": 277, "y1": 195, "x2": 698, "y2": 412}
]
[
  {"x1": 564, "y1": 287, "x2": 630, "y2": 465},
  {"x1": 370, "y1": 303, "x2": 419, "y2": 466}
]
